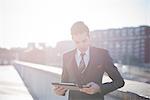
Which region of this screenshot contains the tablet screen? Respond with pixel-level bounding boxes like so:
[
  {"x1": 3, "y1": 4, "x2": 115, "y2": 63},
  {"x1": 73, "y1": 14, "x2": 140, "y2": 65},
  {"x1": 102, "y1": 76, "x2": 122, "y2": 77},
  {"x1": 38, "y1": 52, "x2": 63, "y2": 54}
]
[
  {"x1": 52, "y1": 82, "x2": 90, "y2": 91},
  {"x1": 52, "y1": 82, "x2": 80, "y2": 90}
]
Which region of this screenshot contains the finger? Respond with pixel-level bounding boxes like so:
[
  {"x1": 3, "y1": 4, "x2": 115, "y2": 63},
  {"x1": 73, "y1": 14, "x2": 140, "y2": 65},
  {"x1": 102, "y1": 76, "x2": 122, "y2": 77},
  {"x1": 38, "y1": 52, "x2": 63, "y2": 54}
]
[
  {"x1": 55, "y1": 88, "x2": 66, "y2": 95},
  {"x1": 86, "y1": 84, "x2": 91, "y2": 87},
  {"x1": 54, "y1": 85, "x2": 61, "y2": 88},
  {"x1": 54, "y1": 85, "x2": 60, "y2": 89},
  {"x1": 58, "y1": 88, "x2": 66, "y2": 92},
  {"x1": 80, "y1": 89, "x2": 86, "y2": 93},
  {"x1": 80, "y1": 88, "x2": 90, "y2": 93},
  {"x1": 54, "y1": 85, "x2": 61, "y2": 89},
  {"x1": 82, "y1": 85, "x2": 90, "y2": 88},
  {"x1": 58, "y1": 86, "x2": 66, "y2": 91},
  {"x1": 54, "y1": 86, "x2": 64, "y2": 92},
  {"x1": 86, "y1": 82, "x2": 94, "y2": 87},
  {"x1": 82, "y1": 90, "x2": 93, "y2": 94}
]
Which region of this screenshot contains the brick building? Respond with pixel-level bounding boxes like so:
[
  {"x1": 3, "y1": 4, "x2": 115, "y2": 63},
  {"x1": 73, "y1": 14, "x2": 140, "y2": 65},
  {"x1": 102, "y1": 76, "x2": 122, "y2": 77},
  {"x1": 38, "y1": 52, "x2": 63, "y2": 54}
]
[{"x1": 90, "y1": 26, "x2": 150, "y2": 64}]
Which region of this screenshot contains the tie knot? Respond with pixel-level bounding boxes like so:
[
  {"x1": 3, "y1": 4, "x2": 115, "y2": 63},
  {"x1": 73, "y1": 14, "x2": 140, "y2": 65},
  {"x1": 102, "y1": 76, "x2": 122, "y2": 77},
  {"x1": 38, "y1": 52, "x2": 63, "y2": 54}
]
[{"x1": 80, "y1": 53, "x2": 85, "y2": 58}]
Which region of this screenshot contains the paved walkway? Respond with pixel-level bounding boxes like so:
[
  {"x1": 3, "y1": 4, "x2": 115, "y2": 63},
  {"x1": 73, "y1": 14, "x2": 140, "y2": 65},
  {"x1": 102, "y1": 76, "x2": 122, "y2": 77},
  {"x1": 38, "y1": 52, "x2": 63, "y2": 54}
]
[{"x1": 0, "y1": 65, "x2": 33, "y2": 100}]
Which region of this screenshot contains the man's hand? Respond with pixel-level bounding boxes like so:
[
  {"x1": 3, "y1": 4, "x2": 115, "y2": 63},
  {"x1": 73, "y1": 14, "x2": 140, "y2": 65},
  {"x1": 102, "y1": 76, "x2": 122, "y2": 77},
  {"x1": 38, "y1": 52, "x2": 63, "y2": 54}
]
[
  {"x1": 53, "y1": 85, "x2": 67, "y2": 96},
  {"x1": 80, "y1": 82, "x2": 101, "y2": 94}
]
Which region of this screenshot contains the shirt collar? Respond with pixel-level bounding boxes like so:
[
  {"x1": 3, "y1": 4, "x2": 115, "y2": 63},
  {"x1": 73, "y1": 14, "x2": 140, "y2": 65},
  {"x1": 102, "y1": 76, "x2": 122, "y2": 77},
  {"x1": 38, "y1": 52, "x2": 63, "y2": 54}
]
[{"x1": 76, "y1": 47, "x2": 90, "y2": 57}]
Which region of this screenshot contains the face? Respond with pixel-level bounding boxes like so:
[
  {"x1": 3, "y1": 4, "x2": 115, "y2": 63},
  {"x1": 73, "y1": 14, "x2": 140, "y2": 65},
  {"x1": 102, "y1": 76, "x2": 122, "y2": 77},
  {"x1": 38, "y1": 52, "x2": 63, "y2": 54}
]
[{"x1": 72, "y1": 33, "x2": 91, "y2": 53}]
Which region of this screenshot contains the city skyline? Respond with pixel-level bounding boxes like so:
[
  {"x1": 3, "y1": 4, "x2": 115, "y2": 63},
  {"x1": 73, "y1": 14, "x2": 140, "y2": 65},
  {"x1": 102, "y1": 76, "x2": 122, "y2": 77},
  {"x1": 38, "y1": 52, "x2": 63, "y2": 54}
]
[{"x1": 0, "y1": 0, "x2": 149, "y2": 48}]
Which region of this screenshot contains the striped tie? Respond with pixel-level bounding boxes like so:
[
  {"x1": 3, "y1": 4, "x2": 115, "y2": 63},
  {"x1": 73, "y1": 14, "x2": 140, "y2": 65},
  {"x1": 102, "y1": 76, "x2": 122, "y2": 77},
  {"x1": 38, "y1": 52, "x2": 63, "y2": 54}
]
[{"x1": 79, "y1": 53, "x2": 86, "y2": 73}]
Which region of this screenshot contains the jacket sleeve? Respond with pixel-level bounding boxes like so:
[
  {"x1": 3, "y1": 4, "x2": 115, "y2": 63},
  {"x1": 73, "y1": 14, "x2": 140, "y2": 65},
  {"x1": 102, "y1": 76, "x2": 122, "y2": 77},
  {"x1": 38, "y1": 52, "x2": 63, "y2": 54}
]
[
  {"x1": 61, "y1": 54, "x2": 69, "y2": 83},
  {"x1": 60, "y1": 54, "x2": 69, "y2": 96},
  {"x1": 101, "y1": 51, "x2": 125, "y2": 95}
]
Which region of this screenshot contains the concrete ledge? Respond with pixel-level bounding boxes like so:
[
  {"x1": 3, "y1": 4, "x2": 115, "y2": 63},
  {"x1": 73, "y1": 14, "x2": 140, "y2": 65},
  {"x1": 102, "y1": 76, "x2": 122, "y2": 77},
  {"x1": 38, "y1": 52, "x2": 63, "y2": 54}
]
[
  {"x1": 13, "y1": 61, "x2": 150, "y2": 100},
  {"x1": 13, "y1": 61, "x2": 67, "y2": 100}
]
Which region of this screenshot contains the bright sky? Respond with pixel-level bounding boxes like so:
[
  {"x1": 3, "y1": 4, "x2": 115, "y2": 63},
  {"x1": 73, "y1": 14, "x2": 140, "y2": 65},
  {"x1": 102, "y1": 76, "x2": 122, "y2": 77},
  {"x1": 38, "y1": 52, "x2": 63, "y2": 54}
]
[{"x1": 0, "y1": 0, "x2": 149, "y2": 48}]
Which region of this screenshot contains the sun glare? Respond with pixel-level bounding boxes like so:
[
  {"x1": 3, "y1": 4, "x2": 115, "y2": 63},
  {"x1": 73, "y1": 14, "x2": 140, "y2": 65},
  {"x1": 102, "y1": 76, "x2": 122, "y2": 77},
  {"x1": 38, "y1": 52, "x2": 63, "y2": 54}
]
[{"x1": 0, "y1": 0, "x2": 149, "y2": 48}]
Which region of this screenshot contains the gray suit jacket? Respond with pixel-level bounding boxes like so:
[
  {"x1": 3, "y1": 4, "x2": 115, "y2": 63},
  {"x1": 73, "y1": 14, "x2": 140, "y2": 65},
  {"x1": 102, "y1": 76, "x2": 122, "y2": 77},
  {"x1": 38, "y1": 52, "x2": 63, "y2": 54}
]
[{"x1": 61, "y1": 46, "x2": 124, "y2": 100}]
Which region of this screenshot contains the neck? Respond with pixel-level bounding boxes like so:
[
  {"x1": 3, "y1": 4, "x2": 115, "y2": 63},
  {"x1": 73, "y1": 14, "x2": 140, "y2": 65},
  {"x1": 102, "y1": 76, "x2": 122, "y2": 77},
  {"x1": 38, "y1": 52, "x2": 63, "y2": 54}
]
[{"x1": 78, "y1": 46, "x2": 90, "y2": 54}]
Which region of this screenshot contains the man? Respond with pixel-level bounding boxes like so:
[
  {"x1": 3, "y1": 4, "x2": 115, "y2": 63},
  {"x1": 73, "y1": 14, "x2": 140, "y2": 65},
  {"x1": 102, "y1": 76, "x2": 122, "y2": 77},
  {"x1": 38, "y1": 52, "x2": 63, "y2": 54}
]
[{"x1": 54, "y1": 21, "x2": 124, "y2": 100}]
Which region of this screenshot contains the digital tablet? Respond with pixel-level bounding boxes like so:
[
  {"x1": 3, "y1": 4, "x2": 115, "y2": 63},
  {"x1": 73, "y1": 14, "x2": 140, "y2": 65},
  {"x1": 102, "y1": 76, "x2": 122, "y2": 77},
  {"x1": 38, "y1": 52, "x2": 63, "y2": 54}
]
[{"x1": 52, "y1": 82, "x2": 90, "y2": 91}]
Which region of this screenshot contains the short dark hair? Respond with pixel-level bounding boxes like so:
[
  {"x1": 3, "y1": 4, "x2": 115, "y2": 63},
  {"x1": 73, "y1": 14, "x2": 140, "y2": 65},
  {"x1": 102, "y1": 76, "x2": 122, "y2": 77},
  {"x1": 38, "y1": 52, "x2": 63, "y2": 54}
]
[{"x1": 71, "y1": 21, "x2": 89, "y2": 36}]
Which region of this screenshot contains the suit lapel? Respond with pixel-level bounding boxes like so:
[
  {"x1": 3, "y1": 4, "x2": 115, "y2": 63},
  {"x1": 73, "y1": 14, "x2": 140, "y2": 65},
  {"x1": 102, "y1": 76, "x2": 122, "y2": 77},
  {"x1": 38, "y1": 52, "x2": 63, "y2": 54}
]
[
  {"x1": 69, "y1": 47, "x2": 96, "y2": 86},
  {"x1": 69, "y1": 49, "x2": 83, "y2": 85},
  {"x1": 82, "y1": 47, "x2": 95, "y2": 73},
  {"x1": 71, "y1": 47, "x2": 95, "y2": 74}
]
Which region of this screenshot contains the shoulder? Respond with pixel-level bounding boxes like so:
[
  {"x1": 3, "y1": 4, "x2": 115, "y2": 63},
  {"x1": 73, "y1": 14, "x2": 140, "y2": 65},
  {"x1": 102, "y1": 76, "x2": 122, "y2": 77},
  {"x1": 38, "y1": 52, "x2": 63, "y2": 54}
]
[
  {"x1": 91, "y1": 46, "x2": 108, "y2": 55},
  {"x1": 90, "y1": 46, "x2": 112, "y2": 61},
  {"x1": 63, "y1": 48, "x2": 76, "y2": 58}
]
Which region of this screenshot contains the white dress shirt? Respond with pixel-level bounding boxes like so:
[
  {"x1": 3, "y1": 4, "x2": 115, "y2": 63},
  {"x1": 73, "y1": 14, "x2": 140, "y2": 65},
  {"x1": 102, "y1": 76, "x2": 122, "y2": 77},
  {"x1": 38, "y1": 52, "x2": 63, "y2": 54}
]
[{"x1": 75, "y1": 47, "x2": 90, "y2": 68}]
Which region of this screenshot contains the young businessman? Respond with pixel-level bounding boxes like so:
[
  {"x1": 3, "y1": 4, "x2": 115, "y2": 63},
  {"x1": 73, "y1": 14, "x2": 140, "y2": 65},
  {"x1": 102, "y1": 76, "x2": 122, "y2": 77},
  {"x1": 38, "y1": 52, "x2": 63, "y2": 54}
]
[{"x1": 54, "y1": 21, "x2": 125, "y2": 100}]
